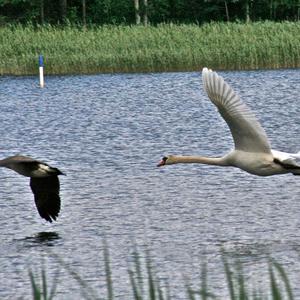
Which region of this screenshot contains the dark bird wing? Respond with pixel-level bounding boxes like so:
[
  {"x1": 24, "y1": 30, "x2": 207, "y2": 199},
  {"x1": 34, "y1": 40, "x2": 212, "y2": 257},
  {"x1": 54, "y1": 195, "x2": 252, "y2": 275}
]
[{"x1": 30, "y1": 176, "x2": 61, "y2": 222}]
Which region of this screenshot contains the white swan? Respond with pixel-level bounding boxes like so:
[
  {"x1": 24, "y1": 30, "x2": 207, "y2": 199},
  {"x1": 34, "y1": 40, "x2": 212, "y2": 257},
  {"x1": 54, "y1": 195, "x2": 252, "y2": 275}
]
[
  {"x1": 157, "y1": 68, "x2": 300, "y2": 176},
  {"x1": 0, "y1": 155, "x2": 64, "y2": 222}
]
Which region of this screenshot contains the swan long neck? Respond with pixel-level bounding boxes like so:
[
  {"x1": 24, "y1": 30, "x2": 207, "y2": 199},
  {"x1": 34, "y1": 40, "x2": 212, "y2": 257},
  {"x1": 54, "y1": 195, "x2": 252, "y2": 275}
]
[{"x1": 168, "y1": 155, "x2": 229, "y2": 166}]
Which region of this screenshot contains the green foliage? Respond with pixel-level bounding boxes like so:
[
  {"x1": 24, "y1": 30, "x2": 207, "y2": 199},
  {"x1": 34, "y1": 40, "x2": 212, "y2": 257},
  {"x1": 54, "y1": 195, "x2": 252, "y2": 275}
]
[
  {"x1": 28, "y1": 268, "x2": 58, "y2": 300},
  {"x1": 0, "y1": 21, "x2": 299, "y2": 75},
  {"x1": 29, "y1": 247, "x2": 297, "y2": 300},
  {"x1": 128, "y1": 249, "x2": 170, "y2": 300},
  {"x1": 270, "y1": 260, "x2": 294, "y2": 300},
  {"x1": 0, "y1": 0, "x2": 299, "y2": 25}
]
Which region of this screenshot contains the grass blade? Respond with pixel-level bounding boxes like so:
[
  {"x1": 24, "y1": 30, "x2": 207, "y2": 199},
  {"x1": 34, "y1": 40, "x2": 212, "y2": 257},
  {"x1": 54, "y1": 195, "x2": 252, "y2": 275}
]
[
  {"x1": 269, "y1": 262, "x2": 282, "y2": 300},
  {"x1": 156, "y1": 277, "x2": 166, "y2": 300},
  {"x1": 236, "y1": 262, "x2": 248, "y2": 300},
  {"x1": 29, "y1": 269, "x2": 41, "y2": 300},
  {"x1": 185, "y1": 283, "x2": 196, "y2": 300},
  {"x1": 128, "y1": 269, "x2": 142, "y2": 300},
  {"x1": 133, "y1": 247, "x2": 144, "y2": 297},
  {"x1": 222, "y1": 253, "x2": 235, "y2": 300},
  {"x1": 51, "y1": 252, "x2": 98, "y2": 300},
  {"x1": 103, "y1": 239, "x2": 113, "y2": 300},
  {"x1": 272, "y1": 261, "x2": 294, "y2": 300},
  {"x1": 48, "y1": 268, "x2": 60, "y2": 300},
  {"x1": 42, "y1": 268, "x2": 47, "y2": 300},
  {"x1": 201, "y1": 262, "x2": 208, "y2": 300},
  {"x1": 146, "y1": 252, "x2": 156, "y2": 300}
]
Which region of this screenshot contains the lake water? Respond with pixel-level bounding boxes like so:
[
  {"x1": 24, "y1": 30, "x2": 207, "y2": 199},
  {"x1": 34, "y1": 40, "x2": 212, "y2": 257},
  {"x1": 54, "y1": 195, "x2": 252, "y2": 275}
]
[{"x1": 0, "y1": 69, "x2": 299, "y2": 299}]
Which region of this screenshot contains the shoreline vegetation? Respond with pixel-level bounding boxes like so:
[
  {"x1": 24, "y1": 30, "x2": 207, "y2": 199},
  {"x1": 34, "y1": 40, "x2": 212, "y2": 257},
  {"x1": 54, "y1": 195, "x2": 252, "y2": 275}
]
[
  {"x1": 0, "y1": 21, "x2": 299, "y2": 76},
  {"x1": 29, "y1": 247, "x2": 295, "y2": 300}
]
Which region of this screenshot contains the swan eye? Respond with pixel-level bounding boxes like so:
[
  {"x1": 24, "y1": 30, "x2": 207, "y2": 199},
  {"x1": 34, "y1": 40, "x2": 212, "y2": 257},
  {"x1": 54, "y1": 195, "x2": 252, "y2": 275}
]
[{"x1": 162, "y1": 156, "x2": 168, "y2": 162}]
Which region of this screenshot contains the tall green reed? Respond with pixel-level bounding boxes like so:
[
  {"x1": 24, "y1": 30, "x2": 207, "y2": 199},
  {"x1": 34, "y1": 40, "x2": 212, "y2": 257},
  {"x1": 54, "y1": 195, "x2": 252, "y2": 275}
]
[
  {"x1": 29, "y1": 245, "x2": 296, "y2": 300},
  {"x1": 29, "y1": 267, "x2": 59, "y2": 300},
  {"x1": 1, "y1": 21, "x2": 299, "y2": 75}
]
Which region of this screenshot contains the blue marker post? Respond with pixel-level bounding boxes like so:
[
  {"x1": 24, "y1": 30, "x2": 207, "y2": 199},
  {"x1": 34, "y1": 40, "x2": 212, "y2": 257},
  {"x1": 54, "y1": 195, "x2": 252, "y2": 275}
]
[{"x1": 39, "y1": 55, "x2": 44, "y2": 88}]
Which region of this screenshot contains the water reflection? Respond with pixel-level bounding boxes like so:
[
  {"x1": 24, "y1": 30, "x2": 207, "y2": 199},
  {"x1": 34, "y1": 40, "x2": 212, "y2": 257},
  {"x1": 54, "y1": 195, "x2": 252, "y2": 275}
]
[{"x1": 19, "y1": 232, "x2": 61, "y2": 248}]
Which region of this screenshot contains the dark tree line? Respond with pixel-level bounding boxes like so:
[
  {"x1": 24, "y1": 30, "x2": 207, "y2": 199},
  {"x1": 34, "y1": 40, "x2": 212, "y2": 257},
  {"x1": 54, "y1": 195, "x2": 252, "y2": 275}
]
[{"x1": 0, "y1": 0, "x2": 299, "y2": 25}]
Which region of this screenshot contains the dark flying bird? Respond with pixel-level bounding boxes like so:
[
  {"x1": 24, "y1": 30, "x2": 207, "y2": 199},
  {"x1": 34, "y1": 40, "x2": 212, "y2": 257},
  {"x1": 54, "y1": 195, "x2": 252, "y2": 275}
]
[{"x1": 0, "y1": 155, "x2": 64, "y2": 222}]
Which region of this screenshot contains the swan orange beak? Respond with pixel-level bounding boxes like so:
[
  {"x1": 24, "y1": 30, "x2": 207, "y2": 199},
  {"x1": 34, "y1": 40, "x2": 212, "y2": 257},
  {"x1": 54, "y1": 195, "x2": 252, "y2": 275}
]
[{"x1": 157, "y1": 160, "x2": 165, "y2": 167}]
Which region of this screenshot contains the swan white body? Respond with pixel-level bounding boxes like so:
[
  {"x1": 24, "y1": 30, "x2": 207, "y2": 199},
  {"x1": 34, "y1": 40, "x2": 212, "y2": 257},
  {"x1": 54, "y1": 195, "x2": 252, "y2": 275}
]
[{"x1": 158, "y1": 68, "x2": 300, "y2": 176}]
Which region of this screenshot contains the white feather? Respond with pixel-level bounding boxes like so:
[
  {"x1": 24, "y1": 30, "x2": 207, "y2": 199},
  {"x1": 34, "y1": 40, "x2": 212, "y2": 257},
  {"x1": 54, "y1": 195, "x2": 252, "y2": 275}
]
[{"x1": 159, "y1": 68, "x2": 300, "y2": 176}]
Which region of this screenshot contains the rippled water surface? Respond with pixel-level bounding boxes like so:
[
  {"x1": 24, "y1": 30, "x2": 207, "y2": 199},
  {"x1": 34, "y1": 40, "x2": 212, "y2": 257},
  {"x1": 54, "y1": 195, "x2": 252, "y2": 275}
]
[{"x1": 0, "y1": 69, "x2": 299, "y2": 299}]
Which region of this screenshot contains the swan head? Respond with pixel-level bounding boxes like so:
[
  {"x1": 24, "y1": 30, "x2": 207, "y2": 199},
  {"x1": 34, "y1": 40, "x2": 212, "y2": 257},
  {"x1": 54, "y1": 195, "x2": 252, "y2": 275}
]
[{"x1": 157, "y1": 156, "x2": 174, "y2": 167}]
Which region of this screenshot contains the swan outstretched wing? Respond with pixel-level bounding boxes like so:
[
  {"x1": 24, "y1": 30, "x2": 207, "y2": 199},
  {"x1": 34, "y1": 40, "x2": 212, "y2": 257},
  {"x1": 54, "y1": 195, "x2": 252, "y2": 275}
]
[{"x1": 202, "y1": 68, "x2": 271, "y2": 153}]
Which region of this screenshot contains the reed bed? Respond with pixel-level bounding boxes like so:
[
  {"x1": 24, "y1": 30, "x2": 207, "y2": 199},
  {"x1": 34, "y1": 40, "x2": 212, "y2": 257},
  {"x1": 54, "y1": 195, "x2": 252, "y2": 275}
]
[
  {"x1": 0, "y1": 21, "x2": 299, "y2": 75},
  {"x1": 29, "y1": 247, "x2": 296, "y2": 300}
]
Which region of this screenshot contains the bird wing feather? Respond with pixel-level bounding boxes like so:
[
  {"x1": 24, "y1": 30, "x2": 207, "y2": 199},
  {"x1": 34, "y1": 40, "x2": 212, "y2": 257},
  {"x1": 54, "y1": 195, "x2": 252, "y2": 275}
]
[
  {"x1": 30, "y1": 176, "x2": 61, "y2": 223},
  {"x1": 202, "y1": 68, "x2": 271, "y2": 153},
  {"x1": 272, "y1": 150, "x2": 300, "y2": 168}
]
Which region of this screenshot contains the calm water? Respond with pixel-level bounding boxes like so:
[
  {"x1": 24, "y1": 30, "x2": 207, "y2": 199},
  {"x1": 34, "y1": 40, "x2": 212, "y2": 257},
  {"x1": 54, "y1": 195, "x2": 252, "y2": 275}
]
[{"x1": 0, "y1": 69, "x2": 299, "y2": 299}]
